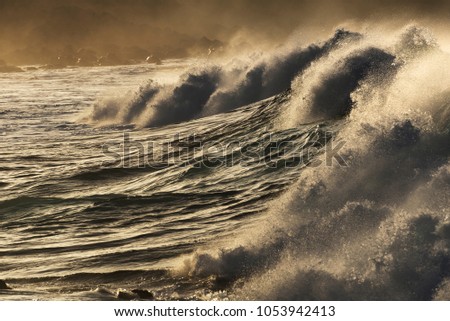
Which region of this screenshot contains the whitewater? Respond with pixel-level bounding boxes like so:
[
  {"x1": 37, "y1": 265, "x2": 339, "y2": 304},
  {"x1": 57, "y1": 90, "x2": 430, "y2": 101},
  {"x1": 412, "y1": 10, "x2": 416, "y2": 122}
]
[{"x1": 0, "y1": 25, "x2": 449, "y2": 300}]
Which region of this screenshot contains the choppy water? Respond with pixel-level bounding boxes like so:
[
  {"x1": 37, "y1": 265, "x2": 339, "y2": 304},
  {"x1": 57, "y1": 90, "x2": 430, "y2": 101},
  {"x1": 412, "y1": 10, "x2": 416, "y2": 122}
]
[{"x1": 1, "y1": 26, "x2": 450, "y2": 300}]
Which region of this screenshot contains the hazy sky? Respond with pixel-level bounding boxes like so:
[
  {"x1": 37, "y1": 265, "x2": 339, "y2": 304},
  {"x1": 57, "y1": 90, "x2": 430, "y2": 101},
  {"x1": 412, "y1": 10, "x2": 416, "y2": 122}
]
[{"x1": 0, "y1": 0, "x2": 449, "y2": 64}]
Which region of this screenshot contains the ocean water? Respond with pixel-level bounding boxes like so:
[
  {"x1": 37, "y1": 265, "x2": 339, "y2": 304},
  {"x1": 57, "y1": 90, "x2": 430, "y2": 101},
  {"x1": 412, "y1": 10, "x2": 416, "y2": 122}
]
[{"x1": 1, "y1": 26, "x2": 449, "y2": 300}]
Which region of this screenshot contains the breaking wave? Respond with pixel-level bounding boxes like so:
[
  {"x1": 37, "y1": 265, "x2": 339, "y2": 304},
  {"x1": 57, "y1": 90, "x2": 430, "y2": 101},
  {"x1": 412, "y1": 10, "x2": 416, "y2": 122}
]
[
  {"x1": 84, "y1": 29, "x2": 361, "y2": 127},
  {"x1": 176, "y1": 25, "x2": 450, "y2": 300}
]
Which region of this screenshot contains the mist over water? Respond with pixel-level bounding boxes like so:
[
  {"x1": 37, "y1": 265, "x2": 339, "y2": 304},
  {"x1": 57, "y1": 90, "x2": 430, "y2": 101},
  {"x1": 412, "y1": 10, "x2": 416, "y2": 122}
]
[
  {"x1": 2, "y1": 0, "x2": 450, "y2": 65},
  {"x1": 1, "y1": 20, "x2": 449, "y2": 301}
]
